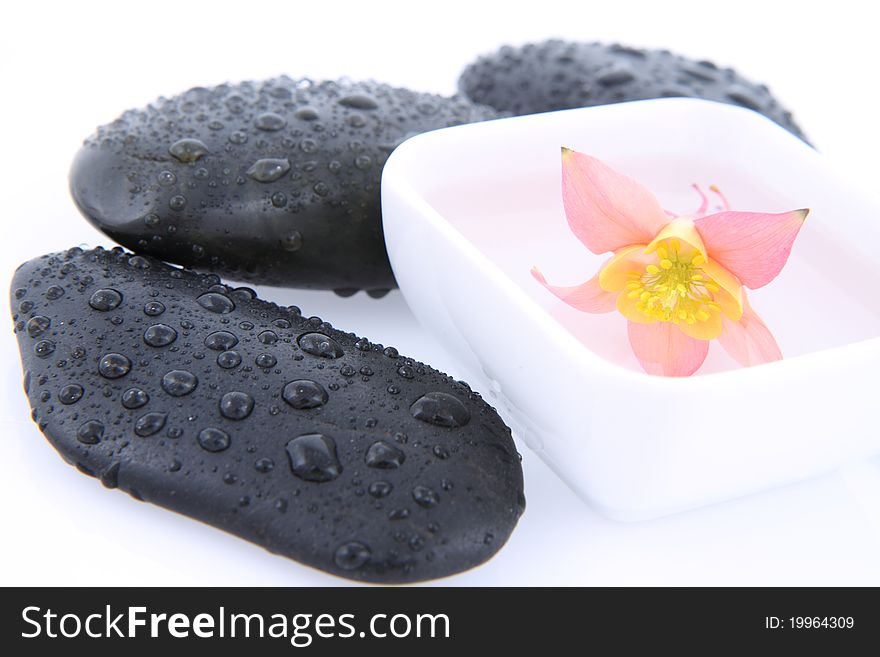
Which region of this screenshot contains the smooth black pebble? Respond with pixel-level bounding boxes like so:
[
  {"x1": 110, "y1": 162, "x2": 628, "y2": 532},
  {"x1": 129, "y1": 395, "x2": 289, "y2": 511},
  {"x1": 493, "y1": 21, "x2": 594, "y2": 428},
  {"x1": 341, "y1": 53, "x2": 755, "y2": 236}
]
[
  {"x1": 9, "y1": 246, "x2": 525, "y2": 583},
  {"x1": 69, "y1": 78, "x2": 501, "y2": 294},
  {"x1": 458, "y1": 40, "x2": 807, "y2": 141}
]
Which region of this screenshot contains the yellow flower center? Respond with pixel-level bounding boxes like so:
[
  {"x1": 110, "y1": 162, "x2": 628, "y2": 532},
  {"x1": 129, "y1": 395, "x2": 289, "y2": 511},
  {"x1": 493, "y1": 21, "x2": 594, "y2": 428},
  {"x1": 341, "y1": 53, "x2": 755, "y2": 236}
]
[{"x1": 623, "y1": 238, "x2": 722, "y2": 325}]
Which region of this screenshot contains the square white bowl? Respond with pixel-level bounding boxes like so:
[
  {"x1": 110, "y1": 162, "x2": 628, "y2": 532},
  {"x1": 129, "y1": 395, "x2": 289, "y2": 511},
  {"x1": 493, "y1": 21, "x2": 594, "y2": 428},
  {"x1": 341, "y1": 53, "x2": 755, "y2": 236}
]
[{"x1": 381, "y1": 98, "x2": 880, "y2": 520}]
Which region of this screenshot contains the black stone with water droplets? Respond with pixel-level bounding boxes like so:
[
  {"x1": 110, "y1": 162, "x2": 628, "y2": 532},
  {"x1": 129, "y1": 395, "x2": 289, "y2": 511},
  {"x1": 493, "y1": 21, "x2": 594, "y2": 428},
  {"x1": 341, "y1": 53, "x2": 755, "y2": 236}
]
[
  {"x1": 10, "y1": 246, "x2": 524, "y2": 583},
  {"x1": 458, "y1": 40, "x2": 807, "y2": 141},
  {"x1": 69, "y1": 78, "x2": 501, "y2": 295}
]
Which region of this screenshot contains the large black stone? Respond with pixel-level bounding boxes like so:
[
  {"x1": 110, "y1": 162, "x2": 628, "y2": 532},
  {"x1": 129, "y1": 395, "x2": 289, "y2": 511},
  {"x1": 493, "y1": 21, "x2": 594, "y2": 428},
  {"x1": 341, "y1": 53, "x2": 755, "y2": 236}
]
[
  {"x1": 10, "y1": 246, "x2": 525, "y2": 583},
  {"x1": 69, "y1": 78, "x2": 501, "y2": 295},
  {"x1": 458, "y1": 40, "x2": 807, "y2": 141}
]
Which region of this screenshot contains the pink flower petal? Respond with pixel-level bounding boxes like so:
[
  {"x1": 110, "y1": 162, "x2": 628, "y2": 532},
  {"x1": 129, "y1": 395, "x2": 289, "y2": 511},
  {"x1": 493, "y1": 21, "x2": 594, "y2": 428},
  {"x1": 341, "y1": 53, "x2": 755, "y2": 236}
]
[
  {"x1": 694, "y1": 209, "x2": 808, "y2": 289},
  {"x1": 627, "y1": 321, "x2": 709, "y2": 377},
  {"x1": 531, "y1": 267, "x2": 617, "y2": 313},
  {"x1": 717, "y1": 293, "x2": 783, "y2": 367},
  {"x1": 561, "y1": 148, "x2": 669, "y2": 255}
]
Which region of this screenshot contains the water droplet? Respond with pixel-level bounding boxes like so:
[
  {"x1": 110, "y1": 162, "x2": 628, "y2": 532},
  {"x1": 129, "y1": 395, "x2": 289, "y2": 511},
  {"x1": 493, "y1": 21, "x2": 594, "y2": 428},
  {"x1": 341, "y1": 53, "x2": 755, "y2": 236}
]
[
  {"x1": 338, "y1": 94, "x2": 379, "y2": 110},
  {"x1": 339, "y1": 365, "x2": 356, "y2": 378},
  {"x1": 313, "y1": 181, "x2": 329, "y2": 197},
  {"x1": 299, "y1": 138, "x2": 318, "y2": 153},
  {"x1": 217, "y1": 350, "x2": 242, "y2": 369},
  {"x1": 256, "y1": 330, "x2": 277, "y2": 345},
  {"x1": 281, "y1": 230, "x2": 303, "y2": 252},
  {"x1": 298, "y1": 332, "x2": 343, "y2": 359},
  {"x1": 247, "y1": 158, "x2": 290, "y2": 183},
  {"x1": 334, "y1": 541, "x2": 371, "y2": 571},
  {"x1": 45, "y1": 285, "x2": 65, "y2": 300},
  {"x1": 412, "y1": 485, "x2": 439, "y2": 508},
  {"x1": 169, "y1": 138, "x2": 209, "y2": 163},
  {"x1": 196, "y1": 292, "x2": 235, "y2": 314},
  {"x1": 98, "y1": 353, "x2": 131, "y2": 379},
  {"x1": 204, "y1": 331, "x2": 238, "y2": 351},
  {"x1": 59, "y1": 384, "x2": 84, "y2": 405},
  {"x1": 282, "y1": 380, "x2": 328, "y2": 409},
  {"x1": 254, "y1": 457, "x2": 275, "y2": 473},
  {"x1": 89, "y1": 288, "x2": 122, "y2": 311},
  {"x1": 383, "y1": 347, "x2": 399, "y2": 359},
  {"x1": 219, "y1": 391, "x2": 254, "y2": 420},
  {"x1": 286, "y1": 433, "x2": 342, "y2": 482},
  {"x1": 271, "y1": 192, "x2": 287, "y2": 208},
  {"x1": 433, "y1": 445, "x2": 450, "y2": 460},
  {"x1": 158, "y1": 170, "x2": 177, "y2": 186},
  {"x1": 368, "y1": 481, "x2": 393, "y2": 498},
  {"x1": 143, "y1": 301, "x2": 165, "y2": 316},
  {"x1": 143, "y1": 323, "x2": 178, "y2": 347},
  {"x1": 273, "y1": 318, "x2": 291, "y2": 330},
  {"x1": 410, "y1": 392, "x2": 470, "y2": 427},
  {"x1": 397, "y1": 364, "x2": 415, "y2": 379},
  {"x1": 255, "y1": 353, "x2": 277, "y2": 368},
  {"x1": 169, "y1": 195, "x2": 187, "y2": 211},
  {"x1": 388, "y1": 508, "x2": 409, "y2": 520},
  {"x1": 354, "y1": 154, "x2": 372, "y2": 170},
  {"x1": 77, "y1": 420, "x2": 104, "y2": 445},
  {"x1": 122, "y1": 387, "x2": 149, "y2": 409},
  {"x1": 26, "y1": 316, "x2": 51, "y2": 338},
  {"x1": 365, "y1": 440, "x2": 405, "y2": 469},
  {"x1": 255, "y1": 112, "x2": 286, "y2": 131},
  {"x1": 198, "y1": 427, "x2": 231, "y2": 452},
  {"x1": 135, "y1": 412, "x2": 167, "y2": 437},
  {"x1": 144, "y1": 213, "x2": 160, "y2": 228},
  {"x1": 161, "y1": 370, "x2": 198, "y2": 396},
  {"x1": 294, "y1": 107, "x2": 320, "y2": 121},
  {"x1": 19, "y1": 300, "x2": 34, "y2": 314}
]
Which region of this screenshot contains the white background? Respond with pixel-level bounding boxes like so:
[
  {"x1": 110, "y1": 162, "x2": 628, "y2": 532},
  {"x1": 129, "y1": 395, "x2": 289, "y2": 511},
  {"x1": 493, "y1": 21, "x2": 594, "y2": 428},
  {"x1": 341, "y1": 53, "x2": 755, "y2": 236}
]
[{"x1": 2, "y1": 0, "x2": 880, "y2": 586}]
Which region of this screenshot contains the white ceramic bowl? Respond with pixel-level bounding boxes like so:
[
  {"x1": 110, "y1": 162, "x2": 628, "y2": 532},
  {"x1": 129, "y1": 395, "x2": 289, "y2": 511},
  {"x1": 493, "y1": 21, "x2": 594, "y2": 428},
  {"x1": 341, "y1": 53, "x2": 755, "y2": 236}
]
[{"x1": 381, "y1": 98, "x2": 880, "y2": 520}]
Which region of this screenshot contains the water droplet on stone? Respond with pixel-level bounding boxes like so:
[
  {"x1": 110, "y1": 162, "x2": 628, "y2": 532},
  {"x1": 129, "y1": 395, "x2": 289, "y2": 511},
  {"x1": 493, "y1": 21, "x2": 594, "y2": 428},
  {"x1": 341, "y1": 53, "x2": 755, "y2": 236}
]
[
  {"x1": 255, "y1": 112, "x2": 286, "y2": 131},
  {"x1": 383, "y1": 346, "x2": 399, "y2": 359},
  {"x1": 338, "y1": 94, "x2": 379, "y2": 110},
  {"x1": 77, "y1": 420, "x2": 104, "y2": 444},
  {"x1": 257, "y1": 330, "x2": 278, "y2": 345},
  {"x1": 410, "y1": 392, "x2": 470, "y2": 427},
  {"x1": 397, "y1": 364, "x2": 415, "y2": 379},
  {"x1": 254, "y1": 457, "x2": 274, "y2": 473},
  {"x1": 169, "y1": 138, "x2": 209, "y2": 163},
  {"x1": 45, "y1": 285, "x2": 65, "y2": 300},
  {"x1": 368, "y1": 480, "x2": 393, "y2": 498},
  {"x1": 412, "y1": 485, "x2": 439, "y2": 508},
  {"x1": 219, "y1": 391, "x2": 254, "y2": 420},
  {"x1": 247, "y1": 158, "x2": 290, "y2": 183},
  {"x1": 281, "y1": 230, "x2": 303, "y2": 252},
  {"x1": 204, "y1": 331, "x2": 238, "y2": 351},
  {"x1": 89, "y1": 288, "x2": 122, "y2": 311},
  {"x1": 26, "y1": 316, "x2": 51, "y2": 338},
  {"x1": 198, "y1": 427, "x2": 231, "y2": 452},
  {"x1": 433, "y1": 445, "x2": 450, "y2": 460},
  {"x1": 196, "y1": 292, "x2": 235, "y2": 314},
  {"x1": 157, "y1": 170, "x2": 177, "y2": 186},
  {"x1": 286, "y1": 433, "x2": 342, "y2": 482},
  {"x1": 334, "y1": 541, "x2": 371, "y2": 570},
  {"x1": 59, "y1": 384, "x2": 84, "y2": 405},
  {"x1": 271, "y1": 192, "x2": 287, "y2": 208},
  {"x1": 388, "y1": 508, "x2": 409, "y2": 520},
  {"x1": 169, "y1": 195, "x2": 187, "y2": 211},
  {"x1": 365, "y1": 440, "x2": 405, "y2": 469},
  {"x1": 143, "y1": 301, "x2": 165, "y2": 316},
  {"x1": 282, "y1": 379, "x2": 328, "y2": 409},
  {"x1": 299, "y1": 138, "x2": 318, "y2": 153},
  {"x1": 298, "y1": 332, "x2": 343, "y2": 359},
  {"x1": 122, "y1": 387, "x2": 149, "y2": 409},
  {"x1": 161, "y1": 370, "x2": 198, "y2": 396},
  {"x1": 143, "y1": 323, "x2": 178, "y2": 347},
  {"x1": 135, "y1": 412, "x2": 167, "y2": 437},
  {"x1": 255, "y1": 353, "x2": 277, "y2": 368},
  {"x1": 98, "y1": 353, "x2": 131, "y2": 379},
  {"x1": 217, "y1": 350, "x2": 242, "y2": 369},
  {"x1": 295, "y1": 107, "x2": 320, "y2": 121}
]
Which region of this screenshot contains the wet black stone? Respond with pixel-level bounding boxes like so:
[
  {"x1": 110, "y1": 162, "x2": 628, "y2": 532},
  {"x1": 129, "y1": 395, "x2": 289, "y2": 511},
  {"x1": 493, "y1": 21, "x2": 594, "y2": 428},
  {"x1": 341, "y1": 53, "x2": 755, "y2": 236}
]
[
  {"x1": 69, "y1": 78, "x2": 501, "y2": 293},
  {"x1": 9, "y1": 247, "x2": 525, "y2": 583},
  {"x1": 458, "y1": 40, "x2": 807, "y2": 141}
]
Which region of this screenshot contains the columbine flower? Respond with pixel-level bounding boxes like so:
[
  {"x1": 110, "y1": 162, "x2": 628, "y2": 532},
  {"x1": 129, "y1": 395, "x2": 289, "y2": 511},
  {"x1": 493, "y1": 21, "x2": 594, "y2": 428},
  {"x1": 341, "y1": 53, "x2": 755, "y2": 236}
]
[{"x1": 531, "y1": 148, "x2": 808, "y2": 377}]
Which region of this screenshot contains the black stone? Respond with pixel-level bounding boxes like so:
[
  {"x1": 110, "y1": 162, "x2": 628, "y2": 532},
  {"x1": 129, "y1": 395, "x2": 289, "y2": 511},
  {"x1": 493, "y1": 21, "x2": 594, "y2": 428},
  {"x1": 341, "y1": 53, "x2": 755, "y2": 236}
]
[
  {"x1": 69, "y1": 78, "x2": 501, "y2": 293},
  {"x1": 458, "y1": 40, "x2": 807, "y2": 141},
  {"x1": 9, "y1": 246, "x2": 525, "y2": 583}
]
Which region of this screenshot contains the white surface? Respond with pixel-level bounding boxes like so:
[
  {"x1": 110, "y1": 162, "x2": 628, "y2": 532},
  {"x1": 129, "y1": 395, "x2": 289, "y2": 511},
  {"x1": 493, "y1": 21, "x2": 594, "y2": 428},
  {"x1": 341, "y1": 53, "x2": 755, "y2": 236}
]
[
  {"x1": 382, "y1": 99, "x2": 880, "y2": 517},
  {"x1": 2, "y1": 0, "x2": 880, "y2": 585}
]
